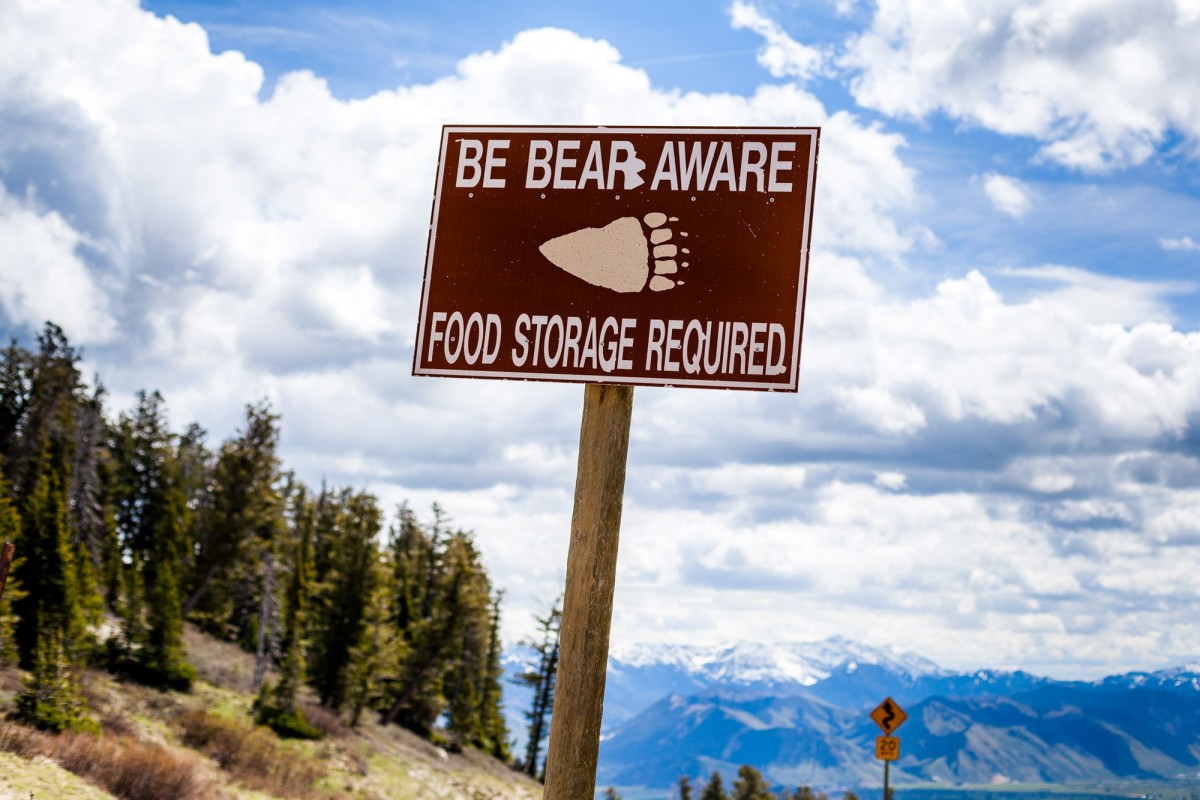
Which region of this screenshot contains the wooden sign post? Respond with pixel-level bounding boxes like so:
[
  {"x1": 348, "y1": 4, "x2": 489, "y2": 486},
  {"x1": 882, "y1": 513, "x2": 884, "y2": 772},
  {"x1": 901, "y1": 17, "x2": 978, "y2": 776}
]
[
  {"x1": 542, "y1": 383, "x2": 634, "y2": 798},
  {"x1": 413, "y1": 125, "x2": 820, "y2": 797}
]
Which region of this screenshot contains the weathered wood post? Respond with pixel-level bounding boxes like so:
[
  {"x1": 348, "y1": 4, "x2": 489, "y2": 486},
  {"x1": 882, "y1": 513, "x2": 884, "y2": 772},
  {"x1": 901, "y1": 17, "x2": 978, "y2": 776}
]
[{"x1": 542, "y1": 383, "x2": 634, "y2": 799}]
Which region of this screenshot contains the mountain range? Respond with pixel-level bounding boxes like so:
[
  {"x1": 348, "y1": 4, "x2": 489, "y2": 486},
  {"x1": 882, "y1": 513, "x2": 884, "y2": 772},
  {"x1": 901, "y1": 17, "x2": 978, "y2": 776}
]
[{"x1": 585, "y1": 639, "x2": 1200, "y2": 793}]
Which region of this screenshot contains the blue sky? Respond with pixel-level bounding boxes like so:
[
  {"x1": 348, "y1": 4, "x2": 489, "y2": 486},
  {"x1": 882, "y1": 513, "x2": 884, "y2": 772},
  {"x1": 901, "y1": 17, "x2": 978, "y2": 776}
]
[{"x1": 2, "y1": 0, "x2": 1199, "y2": 679}]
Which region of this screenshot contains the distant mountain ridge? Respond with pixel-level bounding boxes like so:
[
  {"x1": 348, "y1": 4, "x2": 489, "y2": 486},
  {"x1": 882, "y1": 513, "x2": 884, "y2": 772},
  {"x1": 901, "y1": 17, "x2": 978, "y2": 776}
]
[
  {"x1": 586, "y1": 638, "x2": 1200, "y2": 793},
  {"x1": 503, "y1": 638, "x2": 1200, "y2": 790},
  {"x1": 602, "y1": 637, "x2": 946, "y2": 730}
]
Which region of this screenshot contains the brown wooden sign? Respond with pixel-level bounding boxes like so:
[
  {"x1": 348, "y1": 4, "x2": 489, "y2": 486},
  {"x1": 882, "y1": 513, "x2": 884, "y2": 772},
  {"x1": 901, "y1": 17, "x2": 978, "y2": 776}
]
[{"x1": 413, "y1": 125, "x2": 820, "y2": 391}]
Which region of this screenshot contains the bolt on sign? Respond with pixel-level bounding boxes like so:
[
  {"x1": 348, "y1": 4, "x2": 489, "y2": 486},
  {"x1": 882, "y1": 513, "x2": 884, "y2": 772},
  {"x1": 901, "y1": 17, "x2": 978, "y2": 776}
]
[{"x1": 413, "y1": 126, "x2": 820, "y2": 391}]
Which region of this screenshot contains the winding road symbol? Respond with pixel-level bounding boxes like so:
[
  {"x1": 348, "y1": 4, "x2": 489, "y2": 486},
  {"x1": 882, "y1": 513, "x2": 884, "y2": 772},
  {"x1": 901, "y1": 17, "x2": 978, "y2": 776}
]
[{"x1": 870, "y1": 697, "x2": 908, "y2": 735}]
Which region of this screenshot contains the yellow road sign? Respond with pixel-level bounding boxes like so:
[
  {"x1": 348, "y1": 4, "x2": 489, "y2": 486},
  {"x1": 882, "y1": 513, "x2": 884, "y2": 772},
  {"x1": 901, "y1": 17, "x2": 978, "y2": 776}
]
[
  {"x1": 875, "y1": 736, "x2": 900, "y2": 761},
  {"x1": 870, "y1": 697, "x2": 908, "y2": 734}
]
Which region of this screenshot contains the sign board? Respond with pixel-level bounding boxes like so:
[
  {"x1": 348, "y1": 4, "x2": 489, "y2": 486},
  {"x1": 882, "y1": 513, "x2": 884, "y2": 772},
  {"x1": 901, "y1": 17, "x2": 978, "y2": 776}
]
[
  {"x1": 870, "y1": 697, "x2": 908, "y2": 734},
  {"x1": 875, "y1": 736, "x2": 900, "y2": 761},
  {"x1": 413, "y1": 126, "x2": 820, "y2": 391}
]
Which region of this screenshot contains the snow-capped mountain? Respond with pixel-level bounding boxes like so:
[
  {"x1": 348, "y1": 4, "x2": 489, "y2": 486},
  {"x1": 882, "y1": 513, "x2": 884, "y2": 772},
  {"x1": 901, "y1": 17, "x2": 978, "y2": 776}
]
[
  {"x1": 610, "y1": 636, "x2": 944, "y2": 688},
  {"x1": 1092, "y1": 663, "x2": 1200, "y2": 693},
  {"x1": 602, "y1": 637, "x2": 944, "y2": 730}
]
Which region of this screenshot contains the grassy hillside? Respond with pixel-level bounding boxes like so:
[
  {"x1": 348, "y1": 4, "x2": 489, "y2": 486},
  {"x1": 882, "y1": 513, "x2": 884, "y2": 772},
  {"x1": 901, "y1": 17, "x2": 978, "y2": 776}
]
[{"x1": 1, "y1": 624, "x2": 543, "y2": 800}]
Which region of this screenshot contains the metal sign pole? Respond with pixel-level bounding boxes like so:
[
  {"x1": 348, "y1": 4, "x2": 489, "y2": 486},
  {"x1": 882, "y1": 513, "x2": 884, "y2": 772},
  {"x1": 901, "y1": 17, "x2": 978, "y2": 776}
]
[
  {"x1": 542, "y1": 383, "x2": 634, "y2": 799},
  {"x1": 883, "y1": 758, "x2": 890, "y2": 800}
]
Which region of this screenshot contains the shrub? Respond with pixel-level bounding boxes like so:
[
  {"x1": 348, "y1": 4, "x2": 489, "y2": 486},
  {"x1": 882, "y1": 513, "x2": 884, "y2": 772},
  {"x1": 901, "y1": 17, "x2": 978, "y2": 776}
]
[
  {"x1": 253, "y1": 680, "x2": 322, "y2": 740},
  {"x1": 178, "y1": 708, "x2": 325, "y2": 797},
  {"x1": 0, "y1": 720, "x2": 213, "y2": 800},
  {"x1": 256, "y1": 702, "x2": 323, "y2": 740},
  {"x1": 53, "y1": 731, "x2": 213, "y2": 800}
]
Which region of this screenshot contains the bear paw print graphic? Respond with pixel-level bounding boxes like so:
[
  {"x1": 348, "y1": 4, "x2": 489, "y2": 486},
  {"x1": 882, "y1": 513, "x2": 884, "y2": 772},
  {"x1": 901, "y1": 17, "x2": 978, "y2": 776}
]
[{"x1": 538, "y1": 212, "x2": 689, "y2": 293}]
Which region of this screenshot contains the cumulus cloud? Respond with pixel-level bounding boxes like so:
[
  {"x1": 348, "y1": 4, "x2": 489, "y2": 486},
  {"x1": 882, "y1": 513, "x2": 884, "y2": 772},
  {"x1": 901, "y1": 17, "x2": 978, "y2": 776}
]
[
  {"x1": 1161, "y1": 235, "x2": 1199, "y2": 252},
  {"x1": 0, "y1": 183, "x2": 115, "y2": 343},
  {"x1": 2, "y1": 0, "x2": 1199, "y2": 673},
  {"x1": 815, "y1": 268, "x2": 1200, "y2": 440},
  {"x1": 729, "y1": 0, "x2": 824, "y2": 81},
  {"x1": 610, "y1": 477, "x2": 1200, "y2": 676},
  {"x1": 841, "y1": 0, "x2": 1200, "y2": 170},
  {"x1": 982, "y1": 172, "x2": 1033, "y2": 217}
]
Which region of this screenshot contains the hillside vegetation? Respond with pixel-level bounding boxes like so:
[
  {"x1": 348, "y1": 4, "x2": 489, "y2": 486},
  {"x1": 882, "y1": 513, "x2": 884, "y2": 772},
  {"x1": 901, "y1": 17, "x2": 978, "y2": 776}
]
[
  {"x1": 0, "y1": 322, "x2": 545, "y2": 796},
  {"x1": 0, "y1": 622, "x2": 542, "y2": 800}
]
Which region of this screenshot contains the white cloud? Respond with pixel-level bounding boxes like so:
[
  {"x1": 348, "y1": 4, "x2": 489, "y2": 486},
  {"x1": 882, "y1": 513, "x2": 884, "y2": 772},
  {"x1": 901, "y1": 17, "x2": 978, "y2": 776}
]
[
  {"x1": 729, "y1": 0, "x2": 824, "y2": 81},
  {"x1": 873, "y1": 471, "x2": 907, "y2": 490},
  {"x1": 841, "y1": 0, "x2": 1200, "y2": 170},
  {"x1": 610, "y1": 478, "x2": 1200, "y2": 677},
  {"x1": 982, "y1": 172, "x2": 1033, "y2": 217},
  {"x1": 0, "y1": 183, "x2": 115, "y2": 343},
  {"x1": 2, "y1": 0, "x2": 1200, "y2": 674},
  {"x1": 999, "y1": 265, "x2": 1190, "y2": 326},
  {"x1": 1161, "y1": 235, "x2": 1199, "y2": 252}
]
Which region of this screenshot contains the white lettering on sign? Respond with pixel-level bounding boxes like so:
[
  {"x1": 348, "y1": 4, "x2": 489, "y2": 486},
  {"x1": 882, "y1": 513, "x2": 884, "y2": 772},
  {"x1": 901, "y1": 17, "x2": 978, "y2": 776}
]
[
  {"x1": 646, "y1": 319, "x2": 787, "y2": 375},
  {"x1": 650, "y1": 140, "x2": 796, "y2": 192},
  {"x1": 426, "y1": 311, "x2": 502, "y2": 365},
  {"x1": 511, "y1": 314, "x2": 638, "y2": 373},
  {"x1": 457, "y1": 138, "x2": 798, "y2": 192},
  {"x1": 455, "y1": 139, "x2": 510, "y2": 188},
  {"x1": 525, "y1": 140, "x2": 647, "y2": 191},
  {"x1": 428, "y1": 310, "x2": 789, "y2": 379}
]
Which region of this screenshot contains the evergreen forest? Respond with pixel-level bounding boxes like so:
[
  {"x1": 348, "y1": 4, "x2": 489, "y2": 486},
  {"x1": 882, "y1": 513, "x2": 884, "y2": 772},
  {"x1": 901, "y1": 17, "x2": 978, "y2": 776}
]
[{"x1": 0, "y1": 322, "x2": 514, "y2": 761}]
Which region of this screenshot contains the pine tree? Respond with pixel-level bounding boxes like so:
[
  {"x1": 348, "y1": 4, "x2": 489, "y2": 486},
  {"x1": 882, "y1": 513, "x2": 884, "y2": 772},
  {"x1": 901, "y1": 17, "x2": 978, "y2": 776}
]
[
  {"x1": 309, "y1": 489, "x2": 381, "y2": 711},
  {"x1": 519, "y1": 597, "x2": 561, "y2": 778},
  {"x1": 380, "y1": 508, "x2": 451, "y2": 731},
  {"x1": 274, "y1": 484, "x2": 313, "y2": 714},
  {"x1": 184, "y1": 401, "x2": 283, "y2": 630},
  {"x1": 678, "y1": 776, "x2": 694, "y2": 800},
  {"x1": 379, "y1": 518, "x2": 486, "y2": 738},
  {"x1": 345, "y1": 568, "x2": 402, "y2": 728},
  {"x1": 172, "y1": 422, "x2": 211, "y2": 607},
  {"x1": 732, "y1": 765, "x2": 776, "y2": 800},
  {"x1": 476, "y1": 590, "x2": 510, "y2": 760},
  {"x1": 16, "y1": 626, "x2": 96, "y2": 733},
  {"x1": 107, "y1": 390, "x2": 194, "y2": 687},
  {"x1": 388, "y1": 503, "x2": 425, "y2": 635},
  {"x1": 143, "y1": 477, "x2": 194, "y2": 688},
  {"x1": 442, "y1": 532, "x2": 498, "y2": 749},
  {"x1": 13, "y1": 439, "x2": 84, "y2": 667},
  {"x1": 256, "y1": 484, "x2": 322, "y2": 738},
  {"x1": 118, "y1": 549, "x2": 146, "y2": 650},
  {"x1": 701, "y1": 772, "x2": 729, "y2": 800},
  {"x1": 6, "y1": 325, "x2": 104, "y2": 666},
  {"x1": 0, "y1": 477, "x2": 25, "y2": 664}
]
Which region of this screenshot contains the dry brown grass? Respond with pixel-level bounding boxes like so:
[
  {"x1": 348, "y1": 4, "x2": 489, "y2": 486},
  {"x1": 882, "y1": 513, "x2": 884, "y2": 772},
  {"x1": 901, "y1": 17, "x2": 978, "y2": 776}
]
[
  {"x1": 178, "y1": 708, "x2": 327, "y2": 797},
  {"x1": 0, "y1": 719, "x2": 218, "y2": 800}
]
